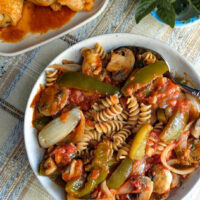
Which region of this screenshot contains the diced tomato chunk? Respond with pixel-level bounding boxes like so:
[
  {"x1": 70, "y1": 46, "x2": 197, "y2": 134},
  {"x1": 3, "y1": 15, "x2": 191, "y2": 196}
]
[{"x1": 52, "y1": 143, "x2": 77, "y2": 166}]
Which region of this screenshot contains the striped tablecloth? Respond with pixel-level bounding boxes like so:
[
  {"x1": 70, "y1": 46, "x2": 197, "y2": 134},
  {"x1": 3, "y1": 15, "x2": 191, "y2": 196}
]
[{"x1": 0, "y1": 0, "x2": 200, "y2": 199}]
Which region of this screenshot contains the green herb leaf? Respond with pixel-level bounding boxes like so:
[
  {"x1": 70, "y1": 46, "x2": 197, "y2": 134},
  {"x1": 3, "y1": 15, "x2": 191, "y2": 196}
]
[
  {"x1": 189, "y1": 0, "x2": 200, "y2": 12},
  {"x1": 173, "y1": 0, "x2": 189, "y2": 15},
  {"x1": 135, "y1": 0, "x2": 157, "y2": 23},
  {"x1": 157, "y1": 0, "x2": 176, "y2": 28}
]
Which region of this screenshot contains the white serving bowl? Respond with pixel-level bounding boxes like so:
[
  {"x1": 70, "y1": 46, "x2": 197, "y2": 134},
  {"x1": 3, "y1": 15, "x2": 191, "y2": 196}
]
[{"x1": 24, "y1": 33, "x2": 200, "y2": 200}]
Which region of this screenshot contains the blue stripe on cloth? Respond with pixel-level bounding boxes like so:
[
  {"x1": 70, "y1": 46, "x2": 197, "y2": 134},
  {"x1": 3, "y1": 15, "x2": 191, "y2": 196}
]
[
  {"x1": 0, "y1": 144, "x2": 29, "y2": 199},
  {"x1": 9, "y1": 168, "x2": 32, "y2": 200},
  {"x1": 2, "y1": 47, "x2": 40, "y2": 100},
  {"x1": 0, "y1": 120, "x2": 23, "y2": 168}
]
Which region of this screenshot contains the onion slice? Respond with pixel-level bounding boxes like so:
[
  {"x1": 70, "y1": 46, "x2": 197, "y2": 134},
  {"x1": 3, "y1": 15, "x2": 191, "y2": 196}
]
[
  {"x1": 38, "y1": 107, "x2": 81, "y2": 148},
  {"x1": 161, "y1": 143, "x2": 195, "y2": 175},
  {"x1": 49, "y1": 64, "x2": 81, "y2": 72}
]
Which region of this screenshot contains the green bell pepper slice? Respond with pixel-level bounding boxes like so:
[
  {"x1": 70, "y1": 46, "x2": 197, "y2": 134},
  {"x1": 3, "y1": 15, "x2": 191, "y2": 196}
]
[
  {"x1": 33, "y1": 117, "x2": 52, "y2": 131},
  {"x1": 66, "y1": 142, "x2": 112, "y2": 197},
  {"x1": 129, "y1": 123, "x2": 153, "y2": 160},
  {"x1": 65, "y1": 177, "x2": 85, "y2": 195},
  {"x1": 57, "y1": 71, "x2": 121, "y2": 95},
  {"x1": 122, "y1": 61, "x2": 168, "y2": 96},
  {"x1": 107, "y1": 157, "x2": 133, "y2": 189},
  {"x1": 159, "y1": 109, "x2": 188, "y2": 143},
  {"x1": 157, "y1": 108, "x2": 167, "y2": 123}
]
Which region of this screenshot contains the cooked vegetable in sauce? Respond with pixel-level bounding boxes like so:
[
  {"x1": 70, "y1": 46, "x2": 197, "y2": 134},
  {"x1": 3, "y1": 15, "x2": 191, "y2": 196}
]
[{"x1": 32, "y1": 43, "x2": 200, "y2": 200}]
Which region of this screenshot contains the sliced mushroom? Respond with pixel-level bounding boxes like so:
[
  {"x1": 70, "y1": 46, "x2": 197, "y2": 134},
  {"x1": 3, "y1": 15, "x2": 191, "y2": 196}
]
[
  {"x1": 137, "y1": 176, "x2": 154, "y2": 200},
  {"x1": 106, "y1": 48, "x2": 135, "y2": 83},
  {"x1": 191, "y1": 118, "x2": 200, "y2": 138},
  {"x1": 151, "y1": 164, "x2": 172, "y2": 194}
]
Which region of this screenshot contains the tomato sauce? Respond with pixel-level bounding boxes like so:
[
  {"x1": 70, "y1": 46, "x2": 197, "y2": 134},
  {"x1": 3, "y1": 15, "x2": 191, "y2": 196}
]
[
  {"x1": 60, "y1": 112, "x2": 69, "y2": 123},
  {"x1": 69, "y1": 89, "x2": 103, "y2": 111},
  {"x1": 0, "y1": 2, "x2": 76, "y2": 43},
  {"x1": 135, "y1": 77, "x2": 190, "y2": 112}
]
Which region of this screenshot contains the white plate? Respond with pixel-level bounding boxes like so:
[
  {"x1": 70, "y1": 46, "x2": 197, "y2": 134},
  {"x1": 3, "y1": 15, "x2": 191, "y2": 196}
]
[
  {"x1": 0, "y1": 0, "x2": 109, "y2": 57},
  {"x1": 24, "y1": 33, "x2": 200, "y2": 200}
]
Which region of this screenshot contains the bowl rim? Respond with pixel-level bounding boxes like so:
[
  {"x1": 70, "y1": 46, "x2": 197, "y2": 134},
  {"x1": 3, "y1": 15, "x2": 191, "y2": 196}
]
[
  {"x1": 151, "y1": 10, "x2": 200, "y2": 27},
  {"x1": 24, "y1": 33, "x2": 200, "y2": 200}
]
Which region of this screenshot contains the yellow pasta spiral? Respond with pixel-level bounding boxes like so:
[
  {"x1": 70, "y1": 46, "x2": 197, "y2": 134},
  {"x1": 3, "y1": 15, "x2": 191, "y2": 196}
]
[
  {"x1": 133, "y1": 103, "x2": 151, "y2": 133},
  {"x1": 45, "y1": 70, "x2": 58, "y2": 87},
  {"x1": 127, "y1": 96, "x2": 140, "y2": 127},
  {"x1": 146, "y1": 125, "x2": 167, "y2": 157},
  {"x1": 95, "y1": 120, "x2": 124, "y2": 137},
  {"x1": 114, "y1": 110, "x2": 129, "y2": 121},
  {"x1": 117, "y1": 141, "x2": 131, "y2": 160},
  {"x1": 112, "y1": 126, "x2": 132, "y2": 151},
  {"x1": 101, "y1": 94, "x2": 119, "y2": 108},
  {"x1": 153, "y1": 121, "x2": 164, "y2": 133},
  {"x1": 142, "y1": 51, "x2": 157, "y2": 64},
  {"x1": 95, "y1": 43, "x2": 108, "y2": 60},
  {"x1": 76, "y1": 130, "x2": 102, "y2": 152},
  {"x1": 91, "y1": 94, "x2": 119, "y2": 112},
  {"x1": 94, "y1": 104, "x2": 123, "y2": 122}
]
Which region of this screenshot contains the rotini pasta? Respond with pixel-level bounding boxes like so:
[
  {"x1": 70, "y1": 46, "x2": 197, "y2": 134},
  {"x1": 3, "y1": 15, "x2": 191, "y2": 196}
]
[
  {"x1": 76, "y1": 130, "x2": 103, "y2": 152},
  {"x1": 117, "y1": 141, "x2": 132, "y2": 160},
  {"x1": 142, "y1": 51, "x2": 157, "y2": 64},
  {"x1": 127, "y1": 96, "x2": 140, "y2": 127},
  {"x1": 45, "y1": 70, "x2": 58, "y2": 87},
  {"x1": 153, "y1": 121, "x2": 164, "y2": 133},
  {"x1": 95, "y1": 120, "x2": 124, "y2": 137},
  {"x1": 95, "y1": 43, "x2": 108, "y2": 60},
  {"x1": 90, "y1": 95, "x2": 119, "y2": 113},
  {"x1": 113, "y1": 110, "x2": 129, "y2": 121},
  {"x1": 133, "y1": 103, "x2": 151, "y2": 133},
  {"x1": 94, "y1": 104, "x2": 123, "y2": 122},
  {"x1": 112, "y1": 126, "x2": 132, "y2": 151}
]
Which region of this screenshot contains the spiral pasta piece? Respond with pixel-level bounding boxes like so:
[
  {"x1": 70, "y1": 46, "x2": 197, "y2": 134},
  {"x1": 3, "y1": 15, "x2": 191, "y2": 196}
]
[
  {"x1": 133, "y1": 103, "x2": 151, "y2": 133},
  {"x1": 146, "y1": 124, "x2": 167, "y2": 157},
  {"x1": 117, "y1": 141, "x2": 132, "y2": 160},
  {"x1": 94, "y1": 104, "x2": 123, "y2": 122},
  {"x1": 95, "y1": 43, "x2": 108, "y2": 60},
  {"x1": 101, "y1": 94, "x2": 119, "y2": 108},
  {"x1": 153, "y1": 121, "x2": 164, "y2": 133},
  {"x1": 45, "y1": 70, "x2": 58, "y2": 87},
  {"x1": 112, "y1": 126, "x2": 132, "y2": 151},
  {"x1": 114, "y1": 110, "x2": 129, "y2": 121},
  {"x1": 95, "y1": 120, "x2": 124, "y2": 137},
  {"x1": 127, "y1": 96, "x2": 140, "y2": 127},
  {"x1": 91, "y1": 94, "x2": 119, "y2": 113},
  {"x1": 76, "y1": 130, "x2": 103, "y2": 152},
  {"x1": 142, "y1": 51, "x2": 157, "y2": 64},
  {"x1": 102, "y1": 140, "x2": 114, "y2": 160}
]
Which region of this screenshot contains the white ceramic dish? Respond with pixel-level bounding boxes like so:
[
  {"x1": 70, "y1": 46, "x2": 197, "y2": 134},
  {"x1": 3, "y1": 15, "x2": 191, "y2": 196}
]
[
  {"x1": 0, "y1": 0, "x2": 109, "y2": 57},
  {"x1": 24, "y1": 33, "x2": 200, "y2": 200}
]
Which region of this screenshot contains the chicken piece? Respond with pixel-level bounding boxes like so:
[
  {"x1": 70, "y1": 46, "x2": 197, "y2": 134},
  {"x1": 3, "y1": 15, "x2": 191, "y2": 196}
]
[
  {"x1": 0, "y1": 0, "x2": 24, "y2": 27},
  {"x1": 57, "y1": 0, "x2": 95, "y2": 11}
]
